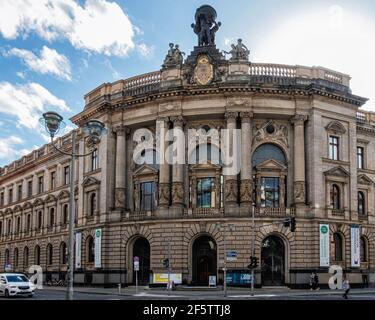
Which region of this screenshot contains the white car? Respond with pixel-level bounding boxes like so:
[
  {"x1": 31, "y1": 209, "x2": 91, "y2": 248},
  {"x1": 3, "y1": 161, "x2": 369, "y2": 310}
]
[{"x1": 0, "y1": 273, "x2": 36, "y2": 298}]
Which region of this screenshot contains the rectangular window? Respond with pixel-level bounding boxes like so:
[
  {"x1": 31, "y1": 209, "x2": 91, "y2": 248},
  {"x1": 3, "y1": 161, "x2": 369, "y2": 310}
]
[
  {"x1": 140, "y1": 182, "x2": 156, "y2": 211},
  {"x1": 197, "y1": 178, "x2": 215, "y2": 208},
  {"x1": 8, "y1": 188, "x2": 13, "y2": 204},
  {"x1": 260, "y1": 177, "x2": 280, "y2": 208},
  {"x1": 357, "y1": 146, "x2": 364, "y2": 169},
  {"x1": 329, "y1": 136, "x2": 339, "y2": 160},
  {"x1": 64, "y1": 166, "x2": 70, "y2": 185},
  {"x1": 50, "y1": 171, "x2": 56, "y2": 190},
  {"x1": 0, "y1": 192, "x2": 4, "y2": 207},
  {"x1": 38, "y1": 176, "x2": 44, "y2": 194},
  {"x1": 27, "y1": 180, "x2": 33, "y2": 197},
  {"x1": 91, "y1": 150, "x2": 99, "y2": 171},
  {"x1": 17, "y1": 184, "x2": 22, "y2": 201}
]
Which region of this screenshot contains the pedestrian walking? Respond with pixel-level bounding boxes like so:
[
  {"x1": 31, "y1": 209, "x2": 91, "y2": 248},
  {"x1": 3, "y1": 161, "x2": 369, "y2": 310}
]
[
  {"x1": 313, "y1": 272, "x2": 320, "y2": 290},
  {"x1": 309, "y1": 272, "x2": 315, "y2": 290},
  {"x1": 343, "y1": 277, "x2": 350, "y2": 299}
]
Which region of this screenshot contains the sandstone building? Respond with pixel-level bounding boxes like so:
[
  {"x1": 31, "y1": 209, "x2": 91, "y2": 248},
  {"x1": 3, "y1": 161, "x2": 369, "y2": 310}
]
[{"x1": 0, "y1": 6, "x2": 374, "y2": 288}]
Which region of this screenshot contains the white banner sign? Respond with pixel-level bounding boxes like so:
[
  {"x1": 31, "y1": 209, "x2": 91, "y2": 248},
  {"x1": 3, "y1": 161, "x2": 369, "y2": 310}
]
[
  {"x1": 153, "y1": 273, "x2": 182, "y2": 284},
  {"x1": 75, "y1": 232, "x2": 81, "y2": 268},
  {"x1": 351, "y1": 226, "x2": 360, "y2": 267},
  {"x1": 95, "y1": 229, "x2": 102, "y2": 268},
  {"x1": 319, "y1": 224, "x2": 330, "y2": 267}
]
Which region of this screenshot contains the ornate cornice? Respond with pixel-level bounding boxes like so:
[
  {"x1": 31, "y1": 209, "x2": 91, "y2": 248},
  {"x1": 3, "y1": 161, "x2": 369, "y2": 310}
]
[{"x1": 240, "y1": 111, "x2": 253, "y2": 123}]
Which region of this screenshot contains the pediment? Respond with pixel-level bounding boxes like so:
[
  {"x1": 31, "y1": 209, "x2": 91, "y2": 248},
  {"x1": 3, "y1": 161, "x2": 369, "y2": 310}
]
[
  {"x1": 33, "y1": 198, "x2": 44, "y2": 207},
  {"x1": 255, "y1": 159, "x2": 287, "y2": 171},
  {"x1": 358, "y1": 174, "x2": 373, "y2": 185},
  {"x1": 190, "y1": 162, "x2": 222, "y2": 172},
  {"x1": 82, "y1": 176, "x2": 100, "y2": 187},
  {"x1": 13, "y1": 205, "x2": 22, "y2": 213},
  {"x1": 23, "y1": 202, "x2": 32, "y2": 210},
  {"x1": 45, "y1": 194, "x2": 57, "y2": 203},
  {"x1": 133, "y1": 164, "x2": 159, "y2": 176},
  {"x1": 58, "y1": 190, "x2": 70, "y2": 200},
  {"x1": 325, "y1": 121, "x2": 346, "y2": 134},
  {"x1": 324, "y1": 166, "x2": 350, "y2": 177}
]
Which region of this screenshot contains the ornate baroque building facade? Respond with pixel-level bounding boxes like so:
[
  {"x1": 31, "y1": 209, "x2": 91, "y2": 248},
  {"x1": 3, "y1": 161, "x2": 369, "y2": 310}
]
[{"x1": 0, "y1": 6, "x2": 374, "y2": 288}]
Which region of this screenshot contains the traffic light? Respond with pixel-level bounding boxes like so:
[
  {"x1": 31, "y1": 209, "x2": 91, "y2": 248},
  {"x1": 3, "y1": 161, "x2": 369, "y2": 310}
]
[
  {"x1": 163, "y1": 258, "x2": 169, "y2": 268},
  {"x1": 248, "y1": 256, "x2": 259, "y2": 269},
  {"x1": 290, "y1": 217, "x2": 296, "y2": 232}
]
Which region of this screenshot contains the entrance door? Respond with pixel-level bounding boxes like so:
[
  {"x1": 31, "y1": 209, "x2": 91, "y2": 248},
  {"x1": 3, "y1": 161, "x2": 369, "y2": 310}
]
[
  {"x1": 192, "y1": 236, "x2": 217, "y2": 285},
  {"x1": 133, "y1": 237, "x2": 150, "y2": 285},
  {"x1": 261, "y1": 235, "x2": 285, "y2": 286}
]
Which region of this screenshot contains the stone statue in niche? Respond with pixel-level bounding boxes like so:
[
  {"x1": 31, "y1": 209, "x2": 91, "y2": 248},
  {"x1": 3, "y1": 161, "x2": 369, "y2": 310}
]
[{"x1": 224, "y1": 39, "x2": 250, "y2": 62}]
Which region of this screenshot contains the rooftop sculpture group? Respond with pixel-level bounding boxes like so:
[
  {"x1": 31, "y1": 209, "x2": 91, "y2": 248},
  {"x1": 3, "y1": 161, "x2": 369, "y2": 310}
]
[
  {"x1": 223, "y1": 39, "x2": 250, "y2": 62},
  {"x1": 191, "y1": 5, "x2": 221, "y2": 46}
]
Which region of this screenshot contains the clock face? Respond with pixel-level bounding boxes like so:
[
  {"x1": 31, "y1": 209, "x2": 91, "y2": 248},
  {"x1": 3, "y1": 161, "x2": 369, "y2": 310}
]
[{"x1": 194, "y1": 55, "x2": 214, "y2": 85}]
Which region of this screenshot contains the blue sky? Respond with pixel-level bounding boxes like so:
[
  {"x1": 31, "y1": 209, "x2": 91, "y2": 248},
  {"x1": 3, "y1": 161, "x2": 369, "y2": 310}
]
[{"x1": 0, "y1": 0, "x2": 375, "y2": 166}]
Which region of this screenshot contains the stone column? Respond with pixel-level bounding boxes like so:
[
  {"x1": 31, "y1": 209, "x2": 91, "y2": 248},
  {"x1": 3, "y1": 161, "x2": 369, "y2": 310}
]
[
  {"x1": 157, "y1": 117, "x2": 170, "y2": 208},
  {"x1": 171, "y1": 116, "x2": 185, "y2": 207},
  {"x1": 114, "y1": 125, "x2": 127, "y2": 209},
  {"x1": 224, "y1": 112, "x2": 238, "y2": 206},
  {"x1": 292, "y1": 115, "x2": 307, "y2": 205},
  {"x1": 240, "y1": 112, "x2": 253, "y2": 206}
]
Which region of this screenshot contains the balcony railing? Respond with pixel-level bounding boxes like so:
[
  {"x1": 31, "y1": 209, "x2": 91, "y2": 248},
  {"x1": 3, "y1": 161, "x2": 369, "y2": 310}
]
[{"x1": 255, "y1": 207, "x2": 295, "y2": 217}]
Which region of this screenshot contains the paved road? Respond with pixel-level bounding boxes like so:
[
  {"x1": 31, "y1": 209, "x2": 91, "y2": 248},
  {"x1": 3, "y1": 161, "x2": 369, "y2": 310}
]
[{"x1": 1, "y1": 288, "x2": 375, "y2": 300}]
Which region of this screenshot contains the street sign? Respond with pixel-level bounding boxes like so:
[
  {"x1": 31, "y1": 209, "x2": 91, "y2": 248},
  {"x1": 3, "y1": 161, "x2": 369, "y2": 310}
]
[
  {"x1": 226, "y1": 250, "x2": 237, "y2": 261},
  {"x1": 134, "y1": 256, "x2": 139, "y2": 262},
  {"x1": 134, "y1": 261, "x2": 140, "y2": 271},
  {"x1": 209, "y1": 275, "x2": 217, "y2": 287}
]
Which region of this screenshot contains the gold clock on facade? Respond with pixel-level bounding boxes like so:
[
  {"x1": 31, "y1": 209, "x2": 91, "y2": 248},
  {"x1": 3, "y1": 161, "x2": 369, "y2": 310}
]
[{"x1": 194, "y1": 55, "x2": 214, "y2": 85}]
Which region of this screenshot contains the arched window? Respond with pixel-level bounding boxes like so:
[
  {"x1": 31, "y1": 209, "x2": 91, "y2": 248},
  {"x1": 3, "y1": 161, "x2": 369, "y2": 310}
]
[
  {"x1": 333, "y1": 232, "x2": 344, "y2": 261},
  {"x1": 358, "y1": 192, "x2": 365, "y2": 216},
  {"x1": 89, "y1": 193, "x2": 96, "y2": 216},
  {"x1": 38, "y1": 211, "x2": 43, "y2": 229},
  {"x1": 330, "y1": 184, "x2": 340, "y2": 210},
  {"x1": 46, "y1": 244, "x2": 53, "y2": 265},
  {"x1": 7, "y1": 219, "x2": 12, "y2": 235},
  {"x1": 34, "y1": 246, "x2": 40, "y2": 265},
  {"x1": 63, "y1": 204, "x2": 68, "y2": 224},
  {"x1": 191, "y1": 143, "x2": 222, "y2": 165},
  {"x1": 0, "y1": 221, "x2": 2, "y2": 236},
  {"x1": 16, "y1": 216, "x2": 21, "y2": 233},
  {"x1": 360, "y1": 236, "x2": 368, "y2": 263},
  {"x1": 86, "y1": 236, "x2": 95, "y2": 263},
  {"x1": 60, "y1": 242, "x2": 67, "y2": 265},
  {"x1": 91, "y1": 149, "x2": 99, "y2": 171},
  {"x1": 252, "y1": 143, "x2": 287, "y2": 168},
  {"x1": 23, "y1": 247, "x2": 29, "y2": 268},
  {"x1": 14, "y1": 248, "x2": 19, "y2": 268},
  {"x1": 49, "y1": 208, "x2": 55, "y2": 226}
]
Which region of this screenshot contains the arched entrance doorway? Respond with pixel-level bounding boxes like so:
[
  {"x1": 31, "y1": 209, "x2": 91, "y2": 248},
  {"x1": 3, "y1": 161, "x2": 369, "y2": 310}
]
[
  {"x1": 192, "y1": 235, "x2": 217, "y2": 285},
  {"x1": 133, "y1": 237, "x2": 150, "y2": 285},
  {"x1": 261, "y1": 235, "x2": 285, "y2": 286}
]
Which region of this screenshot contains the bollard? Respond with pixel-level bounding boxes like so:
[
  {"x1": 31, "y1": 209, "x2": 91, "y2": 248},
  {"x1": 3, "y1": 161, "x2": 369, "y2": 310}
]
[{"x1": 118, "y1": 283, "x2": 121, "y2": 295}]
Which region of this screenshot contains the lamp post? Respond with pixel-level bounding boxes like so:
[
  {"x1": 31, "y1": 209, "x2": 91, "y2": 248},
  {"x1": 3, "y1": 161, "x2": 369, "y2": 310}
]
[
  {"x1": 214, "y1": 223, "x2": 234, "y2": 297},
  {"x1": 251, "y1": 202, "x2": 256, "y2": 297},
  {"x1": 41, "y1": 112, "x2": 105, "y2": 300}
]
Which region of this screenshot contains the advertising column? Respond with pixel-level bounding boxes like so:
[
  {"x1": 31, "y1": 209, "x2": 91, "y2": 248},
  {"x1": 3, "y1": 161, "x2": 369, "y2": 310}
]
[{"x1": 319, "y1": 224, "x2": 330, "y2": 267}]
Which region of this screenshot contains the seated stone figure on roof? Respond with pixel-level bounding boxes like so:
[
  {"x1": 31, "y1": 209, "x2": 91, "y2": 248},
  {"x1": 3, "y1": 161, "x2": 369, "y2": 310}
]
[
  {"x1": 224, "y1": 39, "x2": 250, "y2": 62},
  {"x1": 162, "y1": 43, "x2": 185, "y2": 68}
]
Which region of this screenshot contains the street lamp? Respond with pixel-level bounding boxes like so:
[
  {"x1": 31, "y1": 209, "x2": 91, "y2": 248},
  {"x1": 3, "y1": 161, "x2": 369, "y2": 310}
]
[
  {"x1": 41, "y1": 111, "x2": 105, "y2": 300},
  {"x1": 214, "y1": 223, "x2": 234, "y2": 297}
]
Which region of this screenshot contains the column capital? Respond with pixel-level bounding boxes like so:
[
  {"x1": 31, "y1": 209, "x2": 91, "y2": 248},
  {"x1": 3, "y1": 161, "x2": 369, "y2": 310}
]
[
  {"x1": 113, "y1": 125, "x2": 129, "y2": 136},
  {"x1": 225, "y1": 111, "x2": 238, "y2": 123},
  {"x1": 240, "y1": 111, "x2": 253, "y2": 123},
  {"x1": 170, "y1": 115, "x2": 185, "y2": 127},
  {"x1": 291, "y1": 114, "x2": 308, "y2": 126},
  {"x1": 156, "y1": 116, "x2": 170, "y2": 123}
]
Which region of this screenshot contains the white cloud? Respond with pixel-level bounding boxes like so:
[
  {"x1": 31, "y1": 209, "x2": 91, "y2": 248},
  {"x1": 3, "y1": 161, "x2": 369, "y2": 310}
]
[
  {"x1": 0, "y1": 136, "x2": 26, "y2": 160},
  {"x1": 137, "y1": 43, "x2": 154, "y2": 58},
  {"x1": 7, "y1": 46, "x2": 72, "y2": 80},
  {"x1": 0, "y1": 0, "x2": 136, "y2": 56},
  {"x1": 253, "y1": 5, "x2": 375, "y2": 110},
  {"x1": 0, "y1": 82, "x2": 70, "y2": 129}
]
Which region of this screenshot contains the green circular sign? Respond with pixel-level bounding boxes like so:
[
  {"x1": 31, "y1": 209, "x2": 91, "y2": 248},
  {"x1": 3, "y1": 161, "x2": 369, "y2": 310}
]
[
  {"x1": 96, "y1": 229, "x2": 101, "y2": 237},
  {"x1": 321, "y1": 225, "x2": 328, "y2": 234}
]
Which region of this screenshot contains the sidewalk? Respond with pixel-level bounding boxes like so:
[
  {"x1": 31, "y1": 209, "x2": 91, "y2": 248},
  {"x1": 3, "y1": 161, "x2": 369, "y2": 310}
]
[{"x1": 43, "y1": 285, "x2": 375, "y2": 297}]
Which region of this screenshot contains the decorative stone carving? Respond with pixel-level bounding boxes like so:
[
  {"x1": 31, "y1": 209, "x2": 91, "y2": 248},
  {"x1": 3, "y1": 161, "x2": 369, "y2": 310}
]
[
  {"x1": 191, "y1": 5, "x2": 221, "y2": 46},
  {"x1": 171, "y1": 115, "x2": 185, "y2": 128},
  {"x1": 225, "y1": 179, "x2": 238, "y2": 204},
  {"x1": 225, "y1": 111, "x2": 237, "y2": 123},
  {"x1": 172, "y1": 182, "x2": 184, "y2": 206},
  {"x1": 294, "y1": 181, "x2": 305, "y2": 204},
  {"x1": 325, "y1": 120, "x2": 346, "y2": 134},
  {"x1": 162, "y1": 43, "x2": 185, "y2": 69},
  {"x1": 240, "y1": 179, "x2": 252, "y2": 204},
  {"x1": 133, "y1": 183, "x2": 140, "y2": 211},
  {"x1": 253, "y1": 120, "x2": 288, "y2": 147},
  {"x1": 115, "y1": 188, "x2": 126, "y2": 208},
  {"x1": 193, "y1": 55, "x2": 214, "y2": 85},
  {"x1": 158, "y1": 183, "x2": 170, "y2": 207},
  {"x1": 240, "y1": 111, "x2": 253, "y2": 123},
  {"x1": 224, "y1": 39, "x2": 250, "y2": 62}
]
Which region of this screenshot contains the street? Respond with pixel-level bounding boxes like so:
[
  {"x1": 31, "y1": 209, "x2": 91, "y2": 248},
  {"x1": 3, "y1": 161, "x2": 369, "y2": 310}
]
[{"x1": 1, "y1": 287, "x2": 375, "y2": 300}]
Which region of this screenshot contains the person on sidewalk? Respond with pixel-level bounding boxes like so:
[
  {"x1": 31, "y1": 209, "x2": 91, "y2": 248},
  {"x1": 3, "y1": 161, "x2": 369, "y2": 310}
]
[
  {"x1": 343, "y1": 277, "x2": 350, "y2": 299},
  {"x1": 313, "y1": 272, "x2": 320, "y2": 290},
  {"x1": 309, "y1": 272, "x2": 315, "y2": 290}
]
